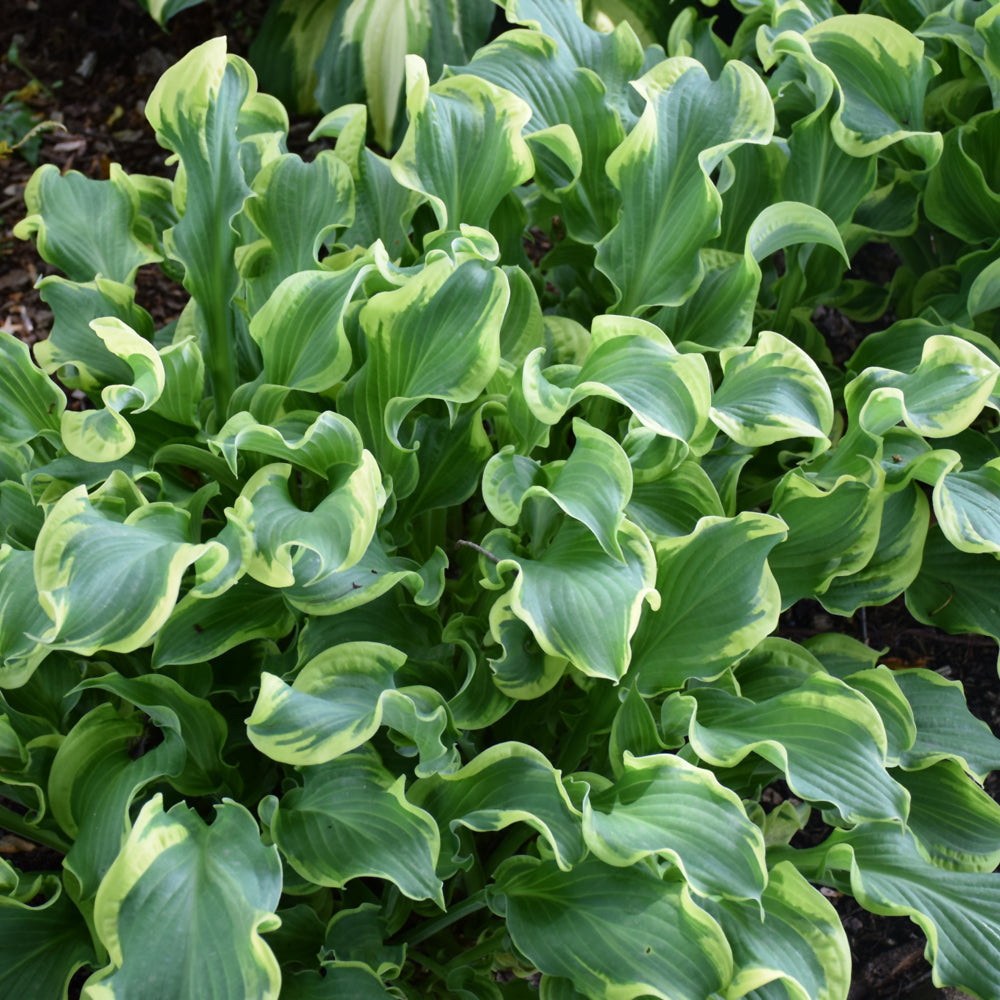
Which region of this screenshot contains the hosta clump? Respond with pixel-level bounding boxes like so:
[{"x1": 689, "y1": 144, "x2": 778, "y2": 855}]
[
  {"x1": 136, "y1": 0, "x2": 499, "y2": 150},
  {"x1": 5, "y1": 0, "x2": 1000, "y2": 996}
]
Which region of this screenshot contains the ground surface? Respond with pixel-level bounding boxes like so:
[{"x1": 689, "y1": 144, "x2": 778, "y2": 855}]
[{"x1": 1, "y1": 2, "x2": 998, "y2": 998}]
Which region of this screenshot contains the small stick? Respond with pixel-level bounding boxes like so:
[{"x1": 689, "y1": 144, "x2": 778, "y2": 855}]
[
  {"x1": 928, "y1": 591, "x2": 953, "y2": 617},
  {"x1": 456, "y1": 539, "x2": 500, "y2": 564}
]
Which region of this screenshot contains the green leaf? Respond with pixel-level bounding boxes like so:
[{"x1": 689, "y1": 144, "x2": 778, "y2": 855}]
[
  {"x1": 32, "y1": 276, "x2": 154, "y2": 393},
  {"x1": 787, "y1": 14, "x2": 942, "y2": 165},
  {"x1": 704, "y1": 861, "x2": 850, "y2": 1000},
  {"x1": 838, "y1": 666, "x2": 919, "y2": 768},
  {"x1": 743, "y1": 199, "x2": 849, "y2": 266},
  {"x1": 767, "y1": 470, "x2": 884, "y2": 607},
  {"x1": 809, "y1": 822, "x2": 1000, "y2": 1000},
  {"x1": 47, "y1": 703, "x2": 187, "y2": 898},
  {"x1": 279, "y1": 538, "x2": 447, "y2": 616},
  {"x1": 239, "y1": 149, "x2": 356, "y2": 310},
  {"x1": 892, "y1": 667, "x2": 1000, "y2": 781},
  {"x1": 33, "y1": 485, "x2": 219, "y2": 655},
  {"x1": 783, "y1": 105, "x2": 877, "y2": 228},
  {"x1": 14, "y1": 164, "x2": 160, "y2": 283},
  {"x1": 247, "y1": 262, "x2": 370, "y2": 392},
  {"x1": 211, "y1": 408, "x2": 367, "y2": 480},
  {"x1": 72, "y1": 672, "x2": 240, "y2": 797},
  {"x1": 486, "y1": 592, "x2": 570, "y2": 701},
  {"x1": 502, "y1": 0, "x2": 646, "y2": 129},
  {"x1": 245, "y1": 0, "x2": 338, "y2": 112},
  {"x1": 490, "y1": 855, "x2": 733, "y2": 1000},
  {"x1": 934, "y1": 458, "x2": 1000, "y2": 554},
  {"x1": 659, "y1": 201, "x2": 847, "y2": 353},
  {"x1": 410, "y1": 742, "x2": 585, "y2": 877},
  {"x1": 59, "y1": 318, "x2": 166, "y2": 464},
  {"x1": 83, "y1": 795, "x2": 281, "y2": 1000},
  {"x1": 968, "y1": 253, "x2": 1000, "y2": 320},
  {"x1": 481, "y1": 518, "x2": 657, "y2": 683},
  {"x1": 925, "y1": 108, "x2": 1000, "y2": 245},
  {"x1": 153, "y1": 335, "x2": 204, "y2": 428},
  {"x1": 145, "y1": 38, "x2": 279, "y2": 419},
  {"x1": 523, "y1": 315, "x2": 713, "y2": 449},
  {"x1": 280, "y1": 964, "x2": 402, "y2": 999},
  {"x1": 311, "y1": 104, "x2": 422, "y2": 259},
  {"x1": 460, "y1": 25, "x2": 626, "y2": 243},
  {"x1": 687, "y1": 672, "x2": 910, "y2": 824},
  {"x1": 906, "y1": 526, "x2": 1000, "y2": 654},
  {"x1": 0, "y1": 546, "x2": 52, "y2": 688},
  {"x1": 893, "y1": 760, "x2": 1000, "y2": 872},
  {"x1": 846, "y1": 334, "x2": 999, "y2": 439},
  {"x1": 846, "y1": 317, "x2": 1000, "y2": 379},
  {"x1": 152, "y1": 579, "x2": 295, "y2": 667},
  {"x1": 269, "y1": 747, "x2": 443, "y2": 905},
  {"x1": 0, "y1": 330, "x2": 64, "y2": 446},
  {"x1": 710, "y1": 331, "x2": 834, "y2": 450},
  {"x1": 595, "y1": 57, "x2": 773, "y2": 313},
  {"x1": 395, "y1": 403, "x2": 493, "y2": 522},
  {"x1": 238, "y1": 461, "x2": 384, "y2": 589},
  {"x1": 136, "y1": 0, "x2": 204, "y2": 26},
  {"x1": 339, "y1": 255, "x2": 508, "y2": 499},
  {"x1": 629, "y1": 513, "x2": 786, "y2": 695},
  {"x1": 323, "y1": 903, "x2": 405, "y2": 977},
  {"x1": 652, "y1": 249, "x2": 758, "y2": 353},
  {"x1": 609, "y1": 685, "x2": 663, "y2": 767},
  {"x1": 312, "y1": 0, "x2": 495, "y2": 150},
  {"x1": 484, "y1": 419, "x2": 633, "y2": 559},
  {"x1": 246, "y1": 641, "x2": 457, "y2": 775},
  {"x1": 391, "y1": 59, "x2": 533, "y2": 231},
  {"x1": 626, "y1": 460, "x2": 725, "y2": 542},
  {"x1": 821, "y1": 482, "x2": 930, "y2": 615},
  {"x1": 582, "y1": 752, "x2": 767, "y2": 901},
  {"x1": 0, "y1": 862, "x2": 94, "y2": 999}
]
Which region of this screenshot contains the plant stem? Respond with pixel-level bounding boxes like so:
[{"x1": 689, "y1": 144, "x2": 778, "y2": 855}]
[
  {"x1": 205, "y1": 300, "x2": 237, "y2": 428},
  {"x1": 443, "y1": 927, "x2": 508, "y2": 974},
  {"x1": 773, "y1": 253, "x2": 805, "y2": 333},
  {"x1": 406, "y1": 950, "x2": 450, "y2": 982},
  {"x1": 404, "y1": 891, "x2": 488, "y2": 946},
  {"x1": 0, "y1": 806, "x2": 72, "y2": 854}
]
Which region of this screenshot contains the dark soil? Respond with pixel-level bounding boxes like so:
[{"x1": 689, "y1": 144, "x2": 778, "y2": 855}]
[{"x1": 1, "y1": 2, "x2": 998, "y2": 999}]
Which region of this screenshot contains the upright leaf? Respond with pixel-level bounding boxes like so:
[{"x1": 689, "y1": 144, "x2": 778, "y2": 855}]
[
  {"x1": 481, "y1": 519, "x2": 657, "y2": 683},
  {"x1": 391, "y1": 58, "x2": 533, "y2": 231},
  {"x1": 83, "y1": 796, "x2": 281, "y2": 1000},
  {"x1": 339, "y1": 255, "x2": 508, "y2": 499},
  {"x1": 595, "y1": 57, "x2": 774, "y2": 313},
  {"x1": 629, "y1": 513, "x2": 786, "y2": 694}
]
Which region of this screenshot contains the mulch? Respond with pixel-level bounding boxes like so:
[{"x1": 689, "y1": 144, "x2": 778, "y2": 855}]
[{"x1": 2, "y1": 2, "x2": 998, "y2": 998}]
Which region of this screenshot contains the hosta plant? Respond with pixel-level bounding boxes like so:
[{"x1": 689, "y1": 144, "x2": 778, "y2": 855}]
[
  {"x1": 134, "y1": 0, "x2": 676, "y2": 149},
  {"x1": 5, "y1": 0, "x2": 1000, "y2": 997},
  {"x1": 136, "y1": 0, "x2": 499, "y2": 148}
]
